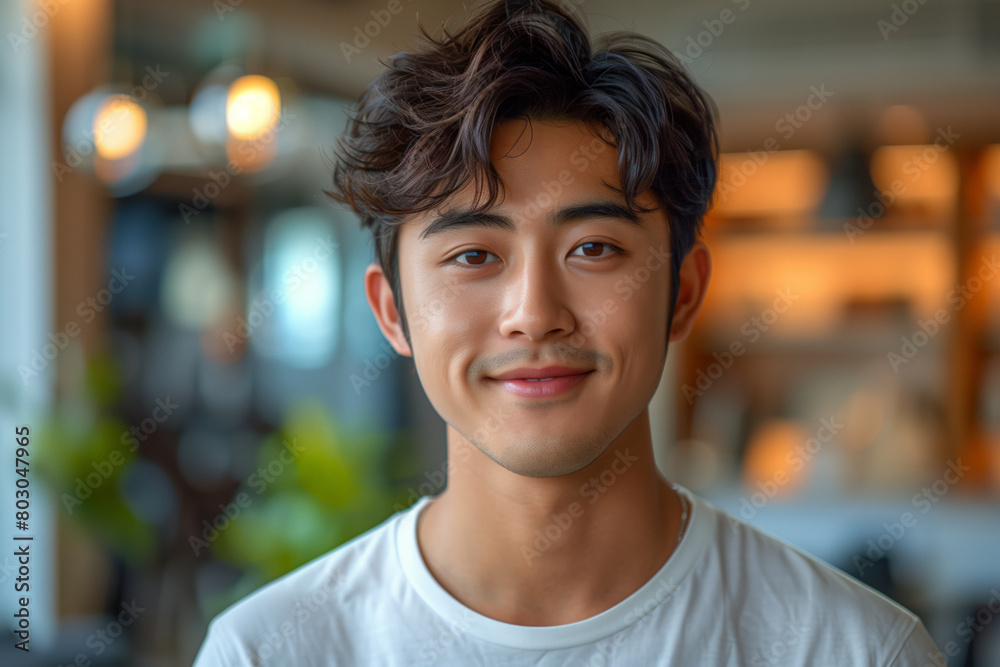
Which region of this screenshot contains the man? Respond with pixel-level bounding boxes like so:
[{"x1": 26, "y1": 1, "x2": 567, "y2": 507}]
[{"x1": 194, "y1": 0, "x2": 942, "y2": 664}]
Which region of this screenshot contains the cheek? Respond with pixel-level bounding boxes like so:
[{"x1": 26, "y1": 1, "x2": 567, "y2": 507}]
[
  {"x1": 581, "y1": 271, "x2": 669, "y2": 339},
  {"x1": 406, "y1": 276, "x2": 482, "y2": 338},
  {"x1": 406, "y1": 282, "x2": 491, "y2": 420},
  {"x1": 608, "y1": 280, "x2": 671, "y2": 397},
  {"x1": 634, "y1": 282, "x2": 670, "y2": 330},
  {"x1": 400, "y1": 269, "x2": 462, "y2": 334},
  {"x1": 405, "y1": 276, "x2": 486, "y2": 379}
]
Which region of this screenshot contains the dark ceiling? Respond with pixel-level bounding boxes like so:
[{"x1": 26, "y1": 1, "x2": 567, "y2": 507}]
[{"x1": 114, "y1": 0, "x2": 1000, "y2": 149}]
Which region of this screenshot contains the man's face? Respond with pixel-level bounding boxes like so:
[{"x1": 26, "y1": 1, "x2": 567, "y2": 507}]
[{"x1": 392, "y1": 118, "x2": 674, "y2": 478}]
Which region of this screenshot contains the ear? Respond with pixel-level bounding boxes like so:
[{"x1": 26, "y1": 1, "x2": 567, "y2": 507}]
[
  {"x1": 364, "y1": 262, "x2": 413, "y2": 357},
  {"x1": 668, "y1": 240, "x2": 712, "y2": 342}
]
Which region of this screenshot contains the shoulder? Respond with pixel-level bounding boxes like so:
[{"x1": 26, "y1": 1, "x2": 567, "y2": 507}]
[
  {"x1": 702, "y1": 498, "x2": 912, "y2": 622},
  {"x1": 192, "y1": 507, "x2": 406, "y2": 666},
  {"x1": 686, "y1": 494, "x2": 940, "y2": 664}
]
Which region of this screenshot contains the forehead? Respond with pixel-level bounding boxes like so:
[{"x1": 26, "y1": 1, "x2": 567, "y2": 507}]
[
  {"x1": 491, "y1": 117, "x2": 614, "y2": 169},
  {"x1": 402, "y1": 117, "x2": 632, "y2": 230},
  {"x1": 488, "y1": 117, "x2": 620, "y2": 196}
]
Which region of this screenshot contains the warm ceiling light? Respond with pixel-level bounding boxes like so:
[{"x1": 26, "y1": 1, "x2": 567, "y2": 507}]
[
  {"x1": 878, "y1": 105, "x2": 929, "y2": 145},
  {"x1": 93, "y1": 94, "x2": 147, "y2": 160},
  {"x1": 712, "y1": 150, "x2": 828, "y2": 221},
  {"x1": 870, "y1": 144, "x2": 958, "y2": 204},
  {"x1": 984, "y1": 145, "x2": 1000, "y2": 201},
  {"x1": 226, "y1": 75, "x2": 280, "y2": 140}
]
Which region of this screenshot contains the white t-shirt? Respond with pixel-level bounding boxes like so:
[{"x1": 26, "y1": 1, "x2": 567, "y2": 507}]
[{"x1": 192, "y1": 485, "x2": 941, "y2": 666}]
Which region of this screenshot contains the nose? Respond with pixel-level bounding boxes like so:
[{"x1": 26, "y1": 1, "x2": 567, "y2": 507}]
[{"x1": 497, "y1": 251, "x2": 577, "y2": 341}]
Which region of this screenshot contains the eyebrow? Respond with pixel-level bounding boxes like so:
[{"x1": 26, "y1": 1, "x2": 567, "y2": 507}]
[{"x1": 417, "y1": 200, "x2": 645, "y2": 240}]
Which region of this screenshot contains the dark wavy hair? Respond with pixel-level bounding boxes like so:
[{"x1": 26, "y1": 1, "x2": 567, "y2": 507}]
[{"x1": 325, "y1": 0, "x2": 718, "y2": 347}]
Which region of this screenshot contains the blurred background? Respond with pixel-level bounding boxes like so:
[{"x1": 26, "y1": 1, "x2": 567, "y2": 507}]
[{"x1": 1, "y1": 0, "x2": 999, "y2": 664}]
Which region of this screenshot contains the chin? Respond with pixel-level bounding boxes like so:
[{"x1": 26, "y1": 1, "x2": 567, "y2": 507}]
[{"x1": 482, "y1": 434, "x2": 613, "y2": 478}]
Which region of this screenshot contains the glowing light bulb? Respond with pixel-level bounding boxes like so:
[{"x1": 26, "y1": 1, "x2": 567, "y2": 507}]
[
  {"x1": 226, "y1": 75, "x2": 280, "y2": 140},
  {"x1": 93, "y1": 94, "x2": 147, "y2": 160}
]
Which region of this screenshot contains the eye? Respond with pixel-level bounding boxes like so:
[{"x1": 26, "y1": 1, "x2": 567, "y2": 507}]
[
  {"x1": 570, "y1": 241, "x2": 623, "y2": 259},
  {"x1": 450, "y1": 249, "x2": 499, "y2": 266}
]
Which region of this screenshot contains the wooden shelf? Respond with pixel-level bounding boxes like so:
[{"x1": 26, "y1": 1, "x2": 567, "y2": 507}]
[{"x1": 675, "y1": 146, "x2": 1000, "y2": 495}]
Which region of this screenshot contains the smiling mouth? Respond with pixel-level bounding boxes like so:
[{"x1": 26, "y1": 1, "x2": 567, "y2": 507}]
[
  {"x1": 488, "y1": 371, "x2": 595, "y2": 398},
  {"x1": 489, "y1": 371, "x2": 594, "y2": 381}
]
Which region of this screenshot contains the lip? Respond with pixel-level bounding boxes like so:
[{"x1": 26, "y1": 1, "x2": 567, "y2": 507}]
[
  {"x1": 488, "y1": 369, "x2": 595, "y2": 399},
  {"x1": 491, "y1": 366, "x2": 594, "y2": 381}
]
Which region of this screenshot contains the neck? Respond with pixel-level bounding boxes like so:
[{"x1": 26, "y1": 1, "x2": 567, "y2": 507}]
[{"x1": 416, "y1": 407, "x2": 685, "y2": 626}]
